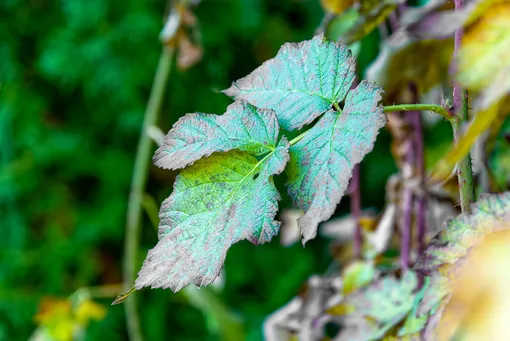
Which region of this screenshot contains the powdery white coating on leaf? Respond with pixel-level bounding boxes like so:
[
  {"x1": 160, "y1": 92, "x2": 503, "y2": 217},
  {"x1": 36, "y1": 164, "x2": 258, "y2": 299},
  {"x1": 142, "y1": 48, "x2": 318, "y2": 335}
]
[
  {"x1": 285, "y1": 81, "x2": 386, "y2": 243},
  {"x1": 223, "y1": 35, "x2": 356, "y2": 131},
  {"x1": 135, "y1": 139, "x2": 290, "y2": 292},
  {"x1": 414, "y1": 191, "x2": 510, "y2": 275},
  {"x1": 153, "y1": 100, "x2": 278, "y2": 170}
]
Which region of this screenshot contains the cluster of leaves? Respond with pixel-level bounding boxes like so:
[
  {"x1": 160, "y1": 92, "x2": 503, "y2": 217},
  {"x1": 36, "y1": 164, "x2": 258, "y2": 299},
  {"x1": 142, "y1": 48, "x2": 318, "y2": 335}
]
[
  {"x1": 387, "y1": 0, "x2": 510, "y2": 179},
  {"x1": 130, "y1": 1, "x2": 510, "y2": 340},
  {"x1": 265, "y1": 192, "x2": 510, "y2": 340},
  {"x1": 2, "y1": 0, "x2": 341, "y2": 340},
  {"x1": 5, "y1": 0, "x2": 510, "y2": 339},
  {"x1": 257, "y1": 0, "x2": 510, "y2": 339},
  {"x1": 135, "y1": 35, "x2": 387, "y2": 291}
]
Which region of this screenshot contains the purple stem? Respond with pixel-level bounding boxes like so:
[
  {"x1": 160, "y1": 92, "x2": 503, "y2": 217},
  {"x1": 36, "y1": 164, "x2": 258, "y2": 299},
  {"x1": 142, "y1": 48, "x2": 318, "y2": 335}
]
[
  {"x1": 409, "y1": 83, "x2": 427, "y2": 255},
  {"x1": 393, "y1": 2, "x2": 412, "y2": 270},
  {"x1": 388, "y1": 12, "x2": 399, "y2": 33},
  {"x1": 401, "y1": 139, "x2": 414, "y2": 270},
  {"x1": 452, "y1": 0, "x2": 464, "y2": 110},
  {"x1": 350, "y1": 164, "x2": 362, "y2": 258},
  {"x1": 388, "y1": 3, "x2": 406, "y2": 33}
]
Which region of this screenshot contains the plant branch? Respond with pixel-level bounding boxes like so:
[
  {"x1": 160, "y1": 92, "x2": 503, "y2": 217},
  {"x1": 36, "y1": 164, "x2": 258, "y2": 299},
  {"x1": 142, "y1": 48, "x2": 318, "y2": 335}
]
[
  {"x1": 401, "y1": 133, "x2": 414, "y2": 270},
  {"x1": 289, "y1": 131, "x2": 308, "y2": 146},
  {"x1": 383, "y1": 104, "x2": 454, "y2": 122},
  {"x1": 408, "y1": 84, "x2": 427, "y2": 256},
  {"x1": 452, "y1": 0, "x2": 475, "y2": 213},
  {"x1": 122, "y1": 46, "x2": 174, "y2": 341},
  {"x1": 289, "y1": 103, "x2": 451, "y2": 148}
]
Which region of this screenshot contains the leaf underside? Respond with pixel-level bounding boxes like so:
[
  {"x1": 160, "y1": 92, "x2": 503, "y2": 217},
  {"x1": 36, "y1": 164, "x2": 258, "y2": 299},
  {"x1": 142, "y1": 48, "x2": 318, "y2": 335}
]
[
  {"x1": 224, "y1": 35, "x2": 356, "y2": 131},
  {"x1": 285, "y1": 81, "x2": 386, "y2": 242}
]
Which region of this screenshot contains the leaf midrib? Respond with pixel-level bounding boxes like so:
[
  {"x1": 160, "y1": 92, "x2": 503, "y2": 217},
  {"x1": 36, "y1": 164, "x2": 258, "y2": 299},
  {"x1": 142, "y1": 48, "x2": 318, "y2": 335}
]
[
  {"x1": 171, "y1": 151, "x2": 275, "y2": 232},
  {"x1": 234, "y1": 87, "x2": 335, "y2": 104}
]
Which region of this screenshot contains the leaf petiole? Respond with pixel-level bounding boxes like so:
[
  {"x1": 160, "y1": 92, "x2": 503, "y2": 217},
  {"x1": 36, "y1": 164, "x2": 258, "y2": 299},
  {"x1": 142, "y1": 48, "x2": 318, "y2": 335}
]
[
  {"x1": 383, "y1": 104, "x2": 456, "y2": 122},
  {"x1": 289, "y1": 103, "x2": 453, "y2": 147},
  {"x1": 289, "y1": 131, "x2": 308, "y2": 146}
]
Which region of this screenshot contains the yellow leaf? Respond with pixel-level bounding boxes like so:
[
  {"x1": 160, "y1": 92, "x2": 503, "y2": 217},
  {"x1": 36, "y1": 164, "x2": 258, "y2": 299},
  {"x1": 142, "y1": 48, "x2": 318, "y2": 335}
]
[
  {"x1": 464, "y1": 0, "x2": 509, "y2": 25},
  {"x1": 34, "y1": 297, "x2": 107, "y2": 341},
  {"x1": 341, "y1": 261, "x2": 375, "y2": 295},
  {"x1": 344, "y1": 3, "x2": 398, "y2": 44},
  {"x1": 366, "y1": 36, "x2": 453, "y2": 98},
  {"x1": 320, "y1": 0, "x2": 354, "y2": 14},
  {"x1": 326, "y1": 303, "x2": 355, "y2": 316},
  {"x1": 35, "y1": 297, "x2": 74, "y2": 341},
  {"x1": 35, "y1": 297, "x2": 71, "y2": 325},
  {"x1": 431, "y1": 101, "x2": 503, "y2": 181},
  {"x1": 75, "y1": 300, "x2": 107, "y2": 325},
  {"x1": 435, "y1": 227, "x2": 510, "y2": 341},
  {"x1": 457, "y1": 3, "x2": 510, "y2": 107}
]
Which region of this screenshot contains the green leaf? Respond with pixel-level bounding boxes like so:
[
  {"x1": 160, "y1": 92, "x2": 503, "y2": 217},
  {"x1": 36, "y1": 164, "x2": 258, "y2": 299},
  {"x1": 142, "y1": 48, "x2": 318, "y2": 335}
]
[
  {"x1": 344, "y1": 1, "x2": 401, "y2": 44},
  {"x1": 320, "y1": 0, "x2": 354, "y2": 15},
  {"x1": 153, "y1": 100, "x2": 278, "y2": 170},
  {"x1": 346, "y1": 271, "x2": 418, "y2": 322},
  {"x1": 330, "y1": 271, "x2": 418, "y2": 341},
  {"x1": 366, "y1": 34, "x2": 453, "y2": 98},
  {"x1": 285, "y1": 81, "x2": 385, "y2": 242},
  {"x1": 136, "y1": 140, "x2": 289, "y2": 291},
  {"x1": 342, "y1": 261, "x2": 376, "y2": 295},
  {"x1": 398, "y1": 277, "x2": 431, "y2": 336},
  {"x1": 183, "y1": 286, "x2": 245, "y2": 341},
  {"x1": 326, "y1": 8, "x2": 360, "y2": 42},
  {"x1": 488, "y1": 116, "x2": 510, "y2": 189},
  {"x1": 457, "y1": 3, "x2": 510, "y2": 109},
  {"x1": 223, "y1": 35, "x2": 356, "y2": 131}
]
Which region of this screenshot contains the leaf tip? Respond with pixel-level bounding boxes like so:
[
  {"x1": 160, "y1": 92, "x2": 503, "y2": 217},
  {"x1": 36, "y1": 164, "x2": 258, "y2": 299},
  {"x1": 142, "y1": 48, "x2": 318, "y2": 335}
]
[
  {"x1": 111, "y1": 286, "x2": 137, "y2": 305},
  {"x1": 222, "y1": 83, "x2": 239, "y2": 98}
]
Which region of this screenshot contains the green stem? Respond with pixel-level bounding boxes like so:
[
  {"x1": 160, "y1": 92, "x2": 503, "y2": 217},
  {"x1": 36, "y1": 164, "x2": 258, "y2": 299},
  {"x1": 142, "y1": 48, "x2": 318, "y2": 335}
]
[
  {"x1": 451, "y1": 92, "x2": 475, "y2": 213},
  {"x1": 452, "y1": 0, "x2": 475, "y2": 213},
  {"x1": 383, "y1": 104, "x2": 454, "y2": 121},
  {"x1": 289, "y1": 131, "x2": 308, "y2": 146},
  {"x1": 289, "y1": 103, "x2": 453, "y2": 147},
  {"x1": 123, "y1": 46, "x2": 174, "y2": 341},
  {"x1": 73, "y1": 284, "x2": 124, "y2": 302}
]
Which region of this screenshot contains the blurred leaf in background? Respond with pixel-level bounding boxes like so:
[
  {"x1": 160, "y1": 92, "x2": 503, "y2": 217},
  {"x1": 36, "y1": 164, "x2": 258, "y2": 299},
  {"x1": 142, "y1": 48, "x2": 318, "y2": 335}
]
[
  {"x1": 457, "y1": 2, "x2": 510, "y2": 109},
  {"x1": 32, "y1": 298, "x2": 106, "y2": 341}
]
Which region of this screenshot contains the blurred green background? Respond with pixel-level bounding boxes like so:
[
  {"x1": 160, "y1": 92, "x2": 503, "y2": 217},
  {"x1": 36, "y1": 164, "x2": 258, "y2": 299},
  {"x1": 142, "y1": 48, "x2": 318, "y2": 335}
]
[{"x1": 0, "y1": 0, "x2": 405, "y2": 340}]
